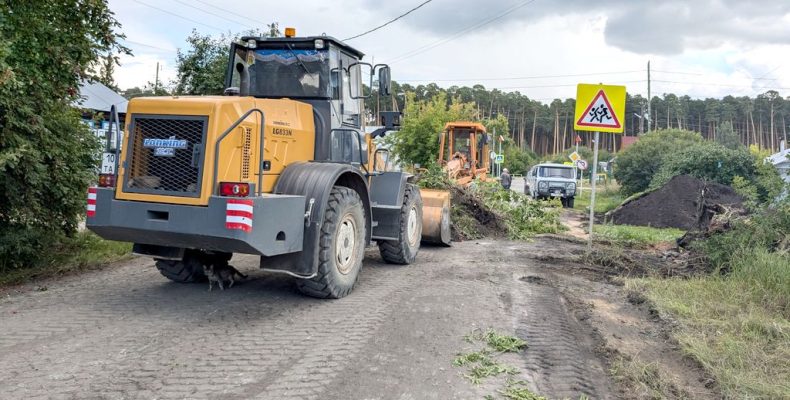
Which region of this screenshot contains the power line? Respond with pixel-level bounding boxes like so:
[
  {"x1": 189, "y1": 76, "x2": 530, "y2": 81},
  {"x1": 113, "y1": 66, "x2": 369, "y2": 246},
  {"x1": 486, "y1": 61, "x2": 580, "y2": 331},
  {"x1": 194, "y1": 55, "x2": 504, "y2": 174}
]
[
  {"x1": 120, "y1": 39, "x2": 177, "y2": 53},
  {"x1": 344, "y1": 0, "x2": 434, "y2": 41},
  {"x1": 171, "y1": 0, "x2": 256, "y2": 30},
  {"x1": 652, "y1": 68, "x2": 779, "y2": 81},
  {"x1": 192, "y1": 0, "x2": 271, "y2": 28},
  {"x1": 131, "y1": 0, "x2": 225, "y2": 32},
  {"x1": 653, "y1": 79, "x2": 790, "y2": 91},
  {"x1": 492, "y1": 79, "x2": 646, "y2": 90},
  {"x1": 387, "y1": 0, "x2": 538, "y2": 64},
  {"x1": 650, "y1": 69, "x2": 703, "y2": 76},
  {"x1": 399, "y1": 70, "x2": 643, "y2": 82}
]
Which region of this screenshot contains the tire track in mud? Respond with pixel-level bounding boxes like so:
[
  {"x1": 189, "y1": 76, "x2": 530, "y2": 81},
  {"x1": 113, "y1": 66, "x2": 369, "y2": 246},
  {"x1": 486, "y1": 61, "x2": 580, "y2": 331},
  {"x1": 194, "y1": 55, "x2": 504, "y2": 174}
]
[{"x1": 504, "y1": 243, "x2": 613, "y2": 399}]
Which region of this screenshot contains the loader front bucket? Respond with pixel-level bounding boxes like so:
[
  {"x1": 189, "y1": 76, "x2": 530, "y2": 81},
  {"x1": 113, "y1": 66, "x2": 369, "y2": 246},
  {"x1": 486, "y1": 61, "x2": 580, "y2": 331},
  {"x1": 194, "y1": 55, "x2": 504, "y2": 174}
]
[{"x1": 420, "y1": 188, "x2": 452, "y2": 246}]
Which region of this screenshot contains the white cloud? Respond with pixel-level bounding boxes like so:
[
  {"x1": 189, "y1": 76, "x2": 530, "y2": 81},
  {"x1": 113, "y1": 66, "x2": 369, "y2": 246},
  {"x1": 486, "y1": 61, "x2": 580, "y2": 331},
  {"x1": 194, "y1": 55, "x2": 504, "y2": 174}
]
[
  {"x1": 108, "y1": 0, "x2": 790, "y2": 100},
  {"x1": 115, "y1": 53, "x2": 177, "y2": 91}
]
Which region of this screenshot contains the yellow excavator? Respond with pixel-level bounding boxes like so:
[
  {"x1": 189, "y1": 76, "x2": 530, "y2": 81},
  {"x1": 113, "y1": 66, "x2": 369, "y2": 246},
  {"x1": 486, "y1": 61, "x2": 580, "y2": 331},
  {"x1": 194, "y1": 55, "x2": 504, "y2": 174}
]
[
  {"x1": 87, "y1": 29, "x2": 450, "y2": 299},
  {"x1": 438, "y1": 122, "x2": 491, "y2": 186}
]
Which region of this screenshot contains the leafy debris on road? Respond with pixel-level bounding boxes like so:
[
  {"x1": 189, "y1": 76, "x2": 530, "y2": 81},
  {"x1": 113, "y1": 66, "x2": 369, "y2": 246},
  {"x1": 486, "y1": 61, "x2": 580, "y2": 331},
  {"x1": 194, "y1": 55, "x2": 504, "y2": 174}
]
[
  {"x1": 498, "y1": 379, "x2": 548, "y2": 400},
  {"x1": 464, "y1": 329, "x2": 529, "y2": 353},
  {"x1": 455, "y1": 329, "x2": 536, "y2": 396},
  {"x1": 451, "y1": 182, "x2": 564, "y2": 241}
]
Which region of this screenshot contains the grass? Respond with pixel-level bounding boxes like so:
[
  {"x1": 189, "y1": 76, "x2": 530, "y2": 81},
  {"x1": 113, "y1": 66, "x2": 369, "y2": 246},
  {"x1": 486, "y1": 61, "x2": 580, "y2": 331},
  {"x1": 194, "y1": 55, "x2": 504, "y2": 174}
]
[
  {"x1": 628, "y1": 249, "x2": 790, "y2": 399},
  {"x1": 609, "y1": 356, "x2": 685, "y2": 400},
  {"x1": 574, "y1": 183, "x2": 624, "y2": 214},
  {"x1": 0, "y1": 231, "x2": 132, "y2": 286},
  {"x1": 593, "y1": 224, "x2": 684, "y2": 248}
]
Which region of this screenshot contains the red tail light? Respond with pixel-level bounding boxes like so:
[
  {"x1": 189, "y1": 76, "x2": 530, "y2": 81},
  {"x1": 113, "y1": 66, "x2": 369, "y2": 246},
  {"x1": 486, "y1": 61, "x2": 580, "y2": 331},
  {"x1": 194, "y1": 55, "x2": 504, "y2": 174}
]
[
  {"x1": 219, "y1": 182, "x2": 250, "y2": 197},
  {"x1": 98, "y1": 174, "x2": 116, "y2": 187}
]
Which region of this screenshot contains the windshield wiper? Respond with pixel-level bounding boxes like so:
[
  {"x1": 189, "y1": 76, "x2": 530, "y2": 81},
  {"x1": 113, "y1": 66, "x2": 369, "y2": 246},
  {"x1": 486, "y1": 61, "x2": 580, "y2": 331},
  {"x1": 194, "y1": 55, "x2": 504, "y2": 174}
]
[{"x1": 286, "y1": 43, "x2": 311, "y2": 75}]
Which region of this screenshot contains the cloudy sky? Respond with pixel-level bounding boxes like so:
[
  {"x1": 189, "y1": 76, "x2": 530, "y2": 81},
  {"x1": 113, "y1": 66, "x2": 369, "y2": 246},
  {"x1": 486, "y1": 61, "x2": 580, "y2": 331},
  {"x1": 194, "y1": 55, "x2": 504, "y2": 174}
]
[{"x1": 109, "y1": 0, "x2": 790, "y2": 101}]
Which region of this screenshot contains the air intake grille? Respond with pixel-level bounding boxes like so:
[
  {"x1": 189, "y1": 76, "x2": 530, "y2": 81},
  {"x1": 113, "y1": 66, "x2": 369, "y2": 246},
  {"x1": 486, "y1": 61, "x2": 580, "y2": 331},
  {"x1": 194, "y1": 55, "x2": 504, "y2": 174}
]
[
  {"x1": 242, "y1": 127, "x2": 251, "y2": 180},
  {"x1": 124, "y1": 115, "x2": 208, "y2": 197}
]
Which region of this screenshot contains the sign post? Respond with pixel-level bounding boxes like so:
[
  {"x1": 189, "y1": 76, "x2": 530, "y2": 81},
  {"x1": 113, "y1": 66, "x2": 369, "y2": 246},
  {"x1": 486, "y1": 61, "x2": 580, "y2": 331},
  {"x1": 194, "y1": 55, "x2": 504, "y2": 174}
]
[
  {"x1": 574, "y1": 83, "x2": 626, "y2": 247},
  {"x1": 576, "y1": 159, "x2": 588, "y2": 193}
]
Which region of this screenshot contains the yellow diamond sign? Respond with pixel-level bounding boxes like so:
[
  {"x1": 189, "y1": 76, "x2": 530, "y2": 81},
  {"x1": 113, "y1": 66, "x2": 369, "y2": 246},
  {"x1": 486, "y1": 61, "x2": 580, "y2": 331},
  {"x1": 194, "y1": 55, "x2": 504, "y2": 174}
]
[
  {"x1": 574, "y1": 83, "x2": 626, "y2": 134},
  {"x1": 569, "y1": 151, "x2": 580, "y2": 163}
]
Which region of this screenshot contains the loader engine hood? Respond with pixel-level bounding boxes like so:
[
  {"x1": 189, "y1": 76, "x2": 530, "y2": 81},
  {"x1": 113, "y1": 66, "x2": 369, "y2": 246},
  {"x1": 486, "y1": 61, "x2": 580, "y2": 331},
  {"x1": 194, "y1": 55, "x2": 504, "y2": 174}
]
[{"x1": 115, "y1": 96, "x2": 315, "y2": 206}]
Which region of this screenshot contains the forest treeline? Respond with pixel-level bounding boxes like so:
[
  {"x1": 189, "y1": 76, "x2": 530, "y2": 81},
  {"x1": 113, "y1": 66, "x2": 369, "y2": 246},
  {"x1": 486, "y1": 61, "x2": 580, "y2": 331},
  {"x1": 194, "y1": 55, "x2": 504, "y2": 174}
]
[{"x1": 366, "y1": 81, "x2": 790, "y2": 156}]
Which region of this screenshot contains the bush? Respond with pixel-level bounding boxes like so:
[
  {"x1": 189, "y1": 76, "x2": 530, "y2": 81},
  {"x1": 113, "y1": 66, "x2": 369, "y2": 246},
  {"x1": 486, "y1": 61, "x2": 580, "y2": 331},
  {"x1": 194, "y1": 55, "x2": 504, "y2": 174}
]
[
  {"x1": 701, "y1": 200, "x2": 790, "y2": 270},
  {"x1": 649, "y1": 141, "x2": 755, "y2": 189},
  {"x1": 416, "y1": 161, "x2": 450, "y2": 189},
  {"x1": 0, "y1": 2, "x2": 126, "y2": 269},
  {"x1": 613, "y1": 129, "x2": 704, "y2": 195},
  {"x1": 502, "y1": 145, "x2": 538, "y2": 176}
]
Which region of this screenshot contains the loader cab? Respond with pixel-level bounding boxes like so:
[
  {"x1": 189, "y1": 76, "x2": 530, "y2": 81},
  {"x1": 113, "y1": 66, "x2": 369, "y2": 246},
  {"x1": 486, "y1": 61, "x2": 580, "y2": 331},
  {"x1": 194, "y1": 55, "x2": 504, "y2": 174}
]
[
  {"x1": 439, "y1": 122, "x2": 490, "y2": 174},
  {"x1": 225, "y1": 35, "x2": 392, "y2": 163}
]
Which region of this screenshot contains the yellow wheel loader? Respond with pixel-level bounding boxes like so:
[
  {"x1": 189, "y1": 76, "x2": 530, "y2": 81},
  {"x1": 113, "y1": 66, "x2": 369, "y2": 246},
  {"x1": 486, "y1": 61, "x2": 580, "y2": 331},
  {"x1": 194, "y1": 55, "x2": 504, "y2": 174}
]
[
  {"x1": 438, "y1": 122, "x2": 491, "y2": 186},
  {"x1": 87, "y1": 31, "x2": 450, "y2": 298}
]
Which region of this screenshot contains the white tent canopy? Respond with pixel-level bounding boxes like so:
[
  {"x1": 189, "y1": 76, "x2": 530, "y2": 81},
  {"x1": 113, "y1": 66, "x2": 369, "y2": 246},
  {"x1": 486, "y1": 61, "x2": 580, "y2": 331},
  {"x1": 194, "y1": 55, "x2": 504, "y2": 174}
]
[
  {"x1": 767, "y1": 142, "x2": 790, "y2": 184},
  {"x1": 75, "y1": 81, "x2": 127, "y2": 114}
]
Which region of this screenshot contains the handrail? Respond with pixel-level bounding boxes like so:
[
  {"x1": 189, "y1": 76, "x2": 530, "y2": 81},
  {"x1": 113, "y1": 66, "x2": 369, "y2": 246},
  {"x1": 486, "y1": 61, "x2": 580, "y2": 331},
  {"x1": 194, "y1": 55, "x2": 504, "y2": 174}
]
[
  {"x1": 108, "y1": 104, "x2": 121, "y2": 176},
  {"x1": 212, "y1": 108, "x2": 265, "y2": 196}
]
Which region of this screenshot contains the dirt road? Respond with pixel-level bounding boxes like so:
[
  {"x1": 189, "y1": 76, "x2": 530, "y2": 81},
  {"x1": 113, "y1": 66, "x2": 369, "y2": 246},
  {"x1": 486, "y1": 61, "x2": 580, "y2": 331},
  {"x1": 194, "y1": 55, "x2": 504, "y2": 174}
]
[{"x1": 0, "y1": 236, "x2": 706, "y2": 399}]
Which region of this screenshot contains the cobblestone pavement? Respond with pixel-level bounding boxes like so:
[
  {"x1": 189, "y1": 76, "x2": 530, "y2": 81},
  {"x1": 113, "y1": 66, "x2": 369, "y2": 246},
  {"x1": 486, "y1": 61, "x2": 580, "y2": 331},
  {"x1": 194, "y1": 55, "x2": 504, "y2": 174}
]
[{"x1": 0, "y1": 239, "x2": 612, "y2": 399}]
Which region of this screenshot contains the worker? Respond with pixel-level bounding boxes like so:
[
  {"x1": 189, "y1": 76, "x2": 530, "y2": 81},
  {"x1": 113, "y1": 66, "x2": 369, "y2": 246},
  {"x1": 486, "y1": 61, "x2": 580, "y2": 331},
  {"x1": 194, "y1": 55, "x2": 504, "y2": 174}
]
[{"x1": 500, "y1": 168, "x2": 512, "y2": 190}]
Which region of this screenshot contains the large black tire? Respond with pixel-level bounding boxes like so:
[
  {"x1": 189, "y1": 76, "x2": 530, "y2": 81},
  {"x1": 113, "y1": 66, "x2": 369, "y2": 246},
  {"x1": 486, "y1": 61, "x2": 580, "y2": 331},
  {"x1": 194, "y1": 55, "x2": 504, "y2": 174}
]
[
  {"x1": 379, "y1": 184, "x2": 422, "y2": 264},
  {"x1": 155, "y1": 250, "x2": 208, "y2": 283},
  {"x1": 297, "y1": 186, "x2": 367, "y2": 299},
  {"x1": 567, "y1": 197, "x2": 575, "y2": 208}
]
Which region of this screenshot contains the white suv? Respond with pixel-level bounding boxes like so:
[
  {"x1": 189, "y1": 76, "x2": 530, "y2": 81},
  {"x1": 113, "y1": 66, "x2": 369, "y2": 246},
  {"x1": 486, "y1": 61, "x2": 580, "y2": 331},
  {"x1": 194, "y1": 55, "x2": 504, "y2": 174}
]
[{"x1": 525, "y1": 163, "x2": 577, "y2": 208}]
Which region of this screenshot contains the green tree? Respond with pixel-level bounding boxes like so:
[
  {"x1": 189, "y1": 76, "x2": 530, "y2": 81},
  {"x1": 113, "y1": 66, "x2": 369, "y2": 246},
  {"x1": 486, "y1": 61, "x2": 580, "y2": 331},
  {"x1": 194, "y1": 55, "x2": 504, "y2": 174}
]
[
  {"x1": 613, "y1": 129, "x2": 704, "y2": 195},
  {"x1": 715, "y1": 121, "x2": 741, "y2": 150},
  {"x1": 173, "y1": 26, "x2": 280, "y2": 96},
  {"x1": 174, "y1": 30, "x2": 228, "y2": 95},
  {"x1": 0, "y1": 0, "x2": 128, "y2": 269},
  {"x1": 387, "y1": 92, "x2": 476, "y2": 167},
  {"x1": 650, "y1": 141, "x2": 756, "y2": 189}
]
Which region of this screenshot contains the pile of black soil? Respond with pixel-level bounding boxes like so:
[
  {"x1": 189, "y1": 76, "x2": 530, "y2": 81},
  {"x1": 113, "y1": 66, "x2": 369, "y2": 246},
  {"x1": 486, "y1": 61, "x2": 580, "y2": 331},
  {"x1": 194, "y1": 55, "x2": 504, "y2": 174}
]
[
  {"x1": 607, "y1": 175, "x2": 744, "y2": 231},
  {"x1": 449, "y1": 185, "x2": 507, "y2": 241}
]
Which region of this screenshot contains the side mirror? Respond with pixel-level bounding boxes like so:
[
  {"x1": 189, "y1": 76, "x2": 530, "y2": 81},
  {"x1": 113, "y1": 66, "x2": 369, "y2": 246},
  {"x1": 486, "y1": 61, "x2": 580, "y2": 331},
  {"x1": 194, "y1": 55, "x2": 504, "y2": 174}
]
[
  {"x1": 348, "y1": 62, "x2": 373, "y2": 99},
  {"x1": 373, "y1": 148, "x2": 390, "y2": 172},
  {"x1": 377, "y1": 65, "x2": 391, "y2": 96},
  {"x1": 379, "y1": 111, "x2": 401, "y2": 129}
]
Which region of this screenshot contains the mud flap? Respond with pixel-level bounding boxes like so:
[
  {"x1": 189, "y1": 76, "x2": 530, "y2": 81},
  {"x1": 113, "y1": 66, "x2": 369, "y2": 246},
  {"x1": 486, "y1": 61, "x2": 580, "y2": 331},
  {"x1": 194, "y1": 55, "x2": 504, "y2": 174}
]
[{"x1": 261, "y1": 162, "x2": 371, "y2": 278}]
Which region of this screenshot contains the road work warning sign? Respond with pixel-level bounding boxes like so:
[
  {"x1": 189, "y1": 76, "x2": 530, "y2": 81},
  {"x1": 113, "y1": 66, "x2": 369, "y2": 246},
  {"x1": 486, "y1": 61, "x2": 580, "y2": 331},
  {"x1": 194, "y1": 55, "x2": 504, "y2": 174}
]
[{"x1": 574, "y1": 84, "x2": 626, "y2": 134}]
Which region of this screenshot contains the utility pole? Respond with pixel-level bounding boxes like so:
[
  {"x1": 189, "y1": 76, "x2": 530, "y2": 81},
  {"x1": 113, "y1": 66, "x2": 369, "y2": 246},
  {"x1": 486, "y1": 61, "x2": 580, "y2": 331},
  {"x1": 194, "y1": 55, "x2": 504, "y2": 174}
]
[
  {"x1": 646, "y1": 60, "x2": 651, "y2": 133},
  {"x1": 154, "y1": 62, "x2": 160, "y2": 94}
]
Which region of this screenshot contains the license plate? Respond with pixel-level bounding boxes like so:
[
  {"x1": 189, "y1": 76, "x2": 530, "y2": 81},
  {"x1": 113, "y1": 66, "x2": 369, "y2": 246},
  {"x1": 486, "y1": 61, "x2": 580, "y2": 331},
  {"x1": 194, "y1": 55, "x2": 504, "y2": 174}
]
[{"x1": 551, "y1": 191, "x2": 562, "y2": 197}]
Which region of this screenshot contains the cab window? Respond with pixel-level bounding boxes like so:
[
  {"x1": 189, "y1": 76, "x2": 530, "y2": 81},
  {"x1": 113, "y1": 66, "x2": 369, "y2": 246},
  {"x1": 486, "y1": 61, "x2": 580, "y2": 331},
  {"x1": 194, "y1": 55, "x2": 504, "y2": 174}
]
[{"x1": 340, "y1": 52, "x2": 361, "y2": 127}]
